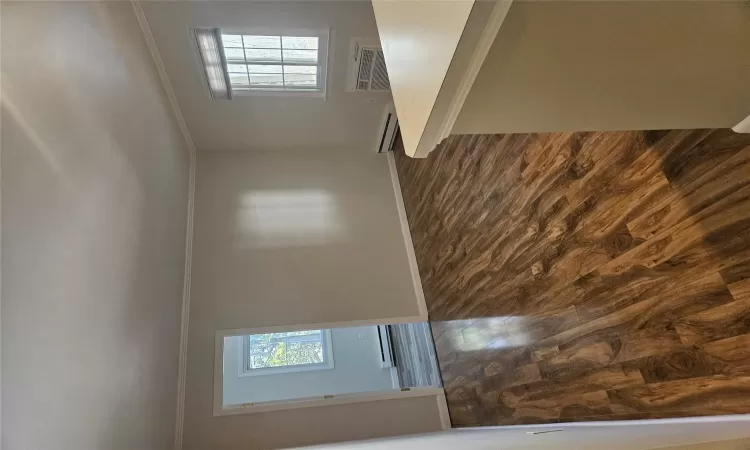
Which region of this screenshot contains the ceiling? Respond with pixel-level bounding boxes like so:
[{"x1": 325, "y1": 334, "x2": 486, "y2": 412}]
[{"x1": 142, "y1": 1, "x2": 392, "y2": 152}]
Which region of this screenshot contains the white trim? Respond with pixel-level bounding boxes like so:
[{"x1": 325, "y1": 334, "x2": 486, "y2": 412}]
[
  {"x1": 389, "y1": 367, "x2": 401, "y2": 389},
  {"x1": 437, "y1": 393, "x2": 452, "y2": 430},
  {"x1": 131, "y1": 3, "x2": 196, "y2": 450},
  {"x1": 238, "y1": 329, "x2": 334, "y2": 376},
  {"x1": 416, "y1": 0, "x2": 512, "y2": 158},
  {"x1": 733, "y1": 113, "x2": 750, "y2": 133},
  {"x1": 231, "y1": 89, "x2": 326, "y2": 99},
  {"x1": 203, "y1": 27, "x2": 331, "y2": 99},
  {"x1": 214, "y1": 329, "x2": 444, "y2": 416},
  {"x1": 387, "y1": 151, "x2": 429, "y2": 319}
]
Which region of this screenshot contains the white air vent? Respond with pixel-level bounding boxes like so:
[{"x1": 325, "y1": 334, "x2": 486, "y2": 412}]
[{"x1": 347, "y1": 39, "x2": 391, "y2": 92}]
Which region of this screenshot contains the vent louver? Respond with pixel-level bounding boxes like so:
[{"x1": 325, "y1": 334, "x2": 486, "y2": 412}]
[{"x1": 348, "y1": 40, "x2": 391, "y2": 92}]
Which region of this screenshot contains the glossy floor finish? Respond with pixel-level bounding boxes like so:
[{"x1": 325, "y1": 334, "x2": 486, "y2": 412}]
[
  {"x1": 393, "y1": 130, "x2": 750, "y2": 426},
  {"x1": 389, "y1": 322, "x2": 442, "y2": 388}
]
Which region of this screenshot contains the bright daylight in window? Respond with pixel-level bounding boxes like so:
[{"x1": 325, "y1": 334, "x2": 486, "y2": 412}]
[
  {"x1": 221, "y1": 34, "x2": 322, "y2": 92},
  {"x1": 242, "y1": 330, "x2": 333, "y2": 375}
]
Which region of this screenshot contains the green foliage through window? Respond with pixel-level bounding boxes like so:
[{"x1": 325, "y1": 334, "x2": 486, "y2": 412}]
[{"x1": 245, "y1": 330, "x2": 326, "y2": 370}]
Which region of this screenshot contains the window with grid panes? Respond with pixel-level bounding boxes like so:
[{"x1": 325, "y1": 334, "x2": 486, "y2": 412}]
[{"x1": 220, "y1": 33, "x2": 326, "y2": 93}]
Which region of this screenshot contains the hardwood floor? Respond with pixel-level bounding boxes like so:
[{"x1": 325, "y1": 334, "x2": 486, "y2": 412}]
[{"x1": 393, "y1": 129, "x2": 750, "y2": 426}]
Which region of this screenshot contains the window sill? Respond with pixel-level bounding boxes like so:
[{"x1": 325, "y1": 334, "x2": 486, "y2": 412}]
[
  {"x1": 239, "y1": 361, "x2": 334, "y2": 377},
  {"x1": 231, "y1": 89, "x2": 327, "y2": 99}
]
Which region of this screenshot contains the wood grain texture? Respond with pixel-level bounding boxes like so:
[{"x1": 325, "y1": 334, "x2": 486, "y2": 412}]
[
  {"x1": 675, "y1": 301, "x2": 750, "y2": 346},
  {"x1": 393, "y1": 129, "x2": 750, "y2": 426}
]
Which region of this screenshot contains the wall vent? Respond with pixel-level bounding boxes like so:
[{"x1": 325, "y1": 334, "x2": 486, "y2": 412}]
[{"x1": 347, "y1": 39, "x2": 391, "y2": 92}]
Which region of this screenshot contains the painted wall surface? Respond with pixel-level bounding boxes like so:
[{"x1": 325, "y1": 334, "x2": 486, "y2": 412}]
[
  {"x1": 1, "y1": 2, "x2": 189, "y2": 450},
  {"x1": 142, "y1": 1, "x2": 393, "y2": 153},
  {"x1": 185, "y1": 150, "x2": 438, "y2": 449},
  {"x1": 455, "y1": 1, "x2": 750, "y2": 135},
  {"x1": 223, "y1": 326, "x2": 393, "y2": 405}
]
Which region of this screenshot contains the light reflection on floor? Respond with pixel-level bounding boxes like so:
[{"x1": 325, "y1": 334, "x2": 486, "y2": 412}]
[{"x1": 437, "y1": 316, "x2": 530, "y2": 353}]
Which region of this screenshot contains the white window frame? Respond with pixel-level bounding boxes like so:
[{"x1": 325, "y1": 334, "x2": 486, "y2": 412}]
[
  {"x1": 238, "y1": 329, "x2": 334, "y2": 377},
  {"x1": 215, "y1": 27, "x2": 330, "y2": 98},
  {"x1": 214, "y1": 321, "x2": 445, "y2": 416}
]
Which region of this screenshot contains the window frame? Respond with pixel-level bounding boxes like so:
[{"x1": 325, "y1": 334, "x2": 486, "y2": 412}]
[
  {"x1": 216, "y1": 27, "x2": 330, "y2": 98},
  {"x1": 238, "y1": 329, "x2": 334, "y2": 377},
  {"x1": 214, "y1": 324, "x2": 443, "y2": 416}
]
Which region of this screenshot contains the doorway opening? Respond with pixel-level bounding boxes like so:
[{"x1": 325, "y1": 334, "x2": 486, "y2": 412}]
[{"x1": 215, "y1": 321, "x2": 442, "y2": 415}]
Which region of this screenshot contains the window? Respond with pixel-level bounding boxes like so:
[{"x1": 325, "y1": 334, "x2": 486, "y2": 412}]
[
  {"x1": 241, "y1": 329, "x2": 334, "y2": 376},
  {"x1": 195, "y1": 28, "x2": 329, "y2": 98}
]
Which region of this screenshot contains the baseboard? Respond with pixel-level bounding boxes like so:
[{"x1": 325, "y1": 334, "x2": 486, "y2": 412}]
[
  {"x1": 131, "y1": 2, "x2": 196, "y2": 450},
  {"x1": 386, "y1": 151, "x2": 429, "y2": 320}
]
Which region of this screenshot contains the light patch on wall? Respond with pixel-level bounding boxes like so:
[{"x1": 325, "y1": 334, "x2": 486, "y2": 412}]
[{"x1": 236, "y1": 190, "x2": 345, "y2": 248}]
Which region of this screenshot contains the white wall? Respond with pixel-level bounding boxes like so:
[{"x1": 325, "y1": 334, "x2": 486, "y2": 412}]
[
  {"x1": 142, "y1": 1, "x2": 393, "y2": 153},
  {"x1": 223, "y1": 326, "x2": 393, "y2": 405},
  {"x1": 1, "y1": 2, "x2": 189, "y2": 450},
  {"x1": 454, "y1": 1, "x2": 750, "y2": 135},
  {"x1": 185, "y1": 149, "x2": 438, "y2": 449}
]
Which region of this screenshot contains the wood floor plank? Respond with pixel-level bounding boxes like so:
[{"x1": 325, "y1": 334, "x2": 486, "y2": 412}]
[
  {"x1": 607, "y1": 375, "x2": 750, "y2": 413},
  {"x1": 512, "y1": 390, "x2": 614, "y2": 421},
  {"x1": 533, "y1": 219, "x2": 750, "y2": 322},
  {"x1": 628, "y1": 348, "x2": 728, "y2": 383},
  {"x1": 652, "y1": 129, "x2": 741, "y2": 186},
  {"x1": 531, "y1": 343, "x2": 560, "y2": 362},
  {"x1": 720, "y1": 260, "x2": 750, "y2": 285},
  {"x1": 627, "y1": 139, "x2": 750, "y2": 240},
  {"x1": 565, "y1": 132, "x2": 650, "y2": 211},
  {"x1": 505, "y1": 306, "x2": 581, "y2": 343},
  {"x1": 566, "y1": 141, "x2": 663, "y2": 226},
  {"x1": 547, "y1": 280, "x2": 727, "y2": 353},
  {"x1": 728, "y1": 279, "x2": 750, "y2": 303},
  {"x1": 394, "y1": 129, "x2": 750, "y2": 427},
  {"x1": 599, "y1": 183, "x2": 750, "y2": 277},
  {"x1": 538, "y1": 340, "x2": 622, "y2": 379},
  {"x1": 538, "y1": 328, "x2": 685, "y2": 380},
  {"x1": 721, "y1": 260, "x2": 750, "y2": 303},
  {"x1": 480, "y1": 363, "x2": 542, "y2": 392},
  {"x1": 701, "y1": 334, "x2": 750, "y2": 367},
  {"x1": 613, "y1": 327, "x2": 686, "y2": 365},
  {"x1": 501, "y1": 364, "x2": 645, "y2": 406},
  {"x1": 675, "y1": 301, "x2": 750, "y2": 346},
  {"x1": 575, "y1": 272, "x2": 733, "y2": 324}
]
